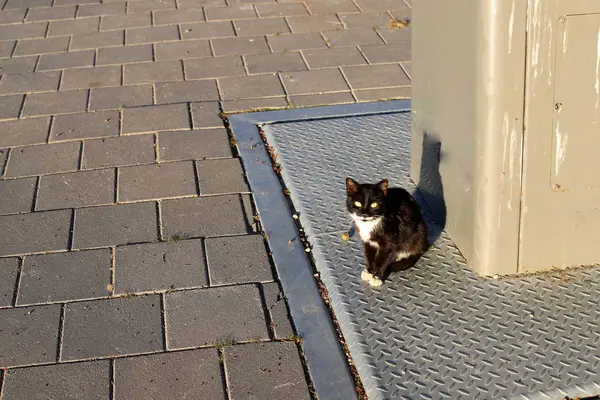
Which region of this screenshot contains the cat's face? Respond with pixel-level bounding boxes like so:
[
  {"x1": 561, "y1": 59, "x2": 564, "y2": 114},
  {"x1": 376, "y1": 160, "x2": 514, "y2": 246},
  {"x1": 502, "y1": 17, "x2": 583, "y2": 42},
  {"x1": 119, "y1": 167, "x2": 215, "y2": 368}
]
[{"x1": 345, "y1": 177, "x2": 388, "y2": 221}]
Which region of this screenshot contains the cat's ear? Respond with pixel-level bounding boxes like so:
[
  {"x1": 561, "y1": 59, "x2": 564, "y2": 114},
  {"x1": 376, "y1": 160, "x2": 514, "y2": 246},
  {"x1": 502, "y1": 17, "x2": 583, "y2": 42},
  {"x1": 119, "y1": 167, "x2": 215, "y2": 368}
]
[
  {"x1": 346, "y1": 177, "x2": 359, "y2": 196},
  {"x1": 375, "y1": 179, "x2": 388, "y2": 195}
]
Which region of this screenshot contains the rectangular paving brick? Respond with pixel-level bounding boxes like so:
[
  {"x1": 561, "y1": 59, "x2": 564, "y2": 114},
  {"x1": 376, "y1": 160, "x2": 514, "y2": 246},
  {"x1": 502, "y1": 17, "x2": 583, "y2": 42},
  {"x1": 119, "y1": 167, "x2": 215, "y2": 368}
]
[
  {"x1": 305, "y1": 0, "x2": 359, "y2": 14},
  {"x1": 196, "y1": 158, "x2": 248, "y2": 194},
  {"x1": 360, "y1": 42, "x2": 410, "y2": 63},
  {"x1": 280, "y1": 69, "x2": 349, "y2": 95},
  {"x1": 73, "y1": 202, "x2": 158, "y2": 248},
  {"x1": 256, "y1": 3, "x2": 308, "y2": 17},
  {"x1": 0, "y1": 94, "x2": 24, "y2": 120},
  {"x1": 118, "y1": 161, "x2": 196, "y2": 202},
  {"x1": 303, "y1": 46, "x2": 367, "y2": 68},
  {"x1": 155, "y1": 80, "x2": 219, "y2": 103},
  {"x1": 343, "y1": 63, "x2": 410, "y2": 88},
  {"x1": 376, "y1": 26, "x2": 411, "y2": 44},
  {"x1": 267, "y1": 32, "x2": 327, "y2": 52},
  {"x1": 0, "y1": 210, "x2": 71, "y2": 256},
  {"x1": 180, "y1": 21, "x2": 235, "y2": 39},
  {"x1": 54, "y1": 0, "x2": 100, "y2": 6},
  {"x1": 0, "y1": 257, "x2": 19, "y2": 307},
  {"x1": 211, "y1": 36, "x2": 269, "y2": 56},
  {"x1": 122, "y1": 103, "x2": 190, "y2": 134},
  {"x1": 219, "y1": 74, "x2": 284, "y2": 100},
  {"x1": 36, "y1": 168, "x2": 115, "y2": 210},
  {"x1": 153, "y1": 8, "x2": 205, "y2": 25},
  {"x1": 0, "y1": 117, "x2": 50, "y2": 148},
  {"x1": 401, "y1": 61, "x2": 411, "y2": 78},
  {"x1": 0, "y1": 57, "x2": 38, "y2": 74},
  {"x1": 161, "y1": 194, "x2": 254, "y2": 238},
  {"x1": 61, "y1": 295, "x2": 163, "y2": 361},
  {"x1": 126, "y1": 25, "x2": 179, "y2": 44},
  {"x1": 101, "y1": 12, "x2": 151, "y2": 31},
  {"x1": 69, "y1": 30, "x2": 124, "y2": 50},
  {"x1": 286, "y1": 14, "x2": 342, "y2": 32},
  {"x1": 0, "y1": 22, "x2": 48, "y2": 40},
  {"x1": 2, "y1": 361, "x2": 110, "y2": 399},
  {"x1": 158, "y1": 129, "x2": 230, "y2": 161},
  {"x1": 115, "y1": 350, "x2": 225, "y2": 400},
  {"x1": 4, "y1": 0, "x2": 52, "y2": 8},
  {"x1": 0, "y1": 305, "x2": 61, "y2": 367},
  {"x1": 0, "y1": 40, "x2": 16, "y2": 57},
  {"x1": 245, "y1": 52, "x2": 307, "y2": 74},
  {"x1": 262, "y1": 282, "x2": 294, "y2": 338},
  {"x1": 0, "y1": 148, "x2": 7, "y2": 176},
  {"x1": 154, "y1": 39, "x2": 211, "y2": 60},
  {"x1": 184, "y1": 56, "x2": 245, "y2": 79},
  {"x1": 77, "y1": 2, "x2": 126, "y2": 17},
  {"x1": 225, "y1": 342, "x2": 310, "y2": 400},
  {"x1": 323, "y1": 28, "x2": 384, "y2": 47},
  {"x1": 190, "y1": 102, "x2": 222, "y2": 129},
  {"x1": 178, "y1": 0, "x2": 224, "y2": 7},
  {"x1": 22, "y1": 90, "x2": 88, "y2": 117},
  {"x1": 288, "y1": 92, "x2": 354, "y2": 107},
  {"x1": 355, "y1": 0, "x2": 410, "y2": 12},
  {"x1": 89, "y1": 85, "x2": 153, "y2": 111},
  {"x1": 221, "y1": 97, "x2": 288, "y2": 112},
  {"x1": 82, "y1": 134, "x2": 155, "y2": 168},
  {"x1": 165, "y1": 285, "x2": 268, "y2": 348},
  {"x1": 206, "y1": 235, "x2": 271, "y2": 285},
  {"x1": 0, "y1": 9, "x2": 26, "y2": 24},
  {"x1": 26, "y1": 5, "x2": 76, "y2": 21},
  {"x1": 47, "y1": 17, "x2": 100, "y2": 36},
  {"x1": 354, "y1": 86, "x2": 410, "y2": 101},
  {"x1": 61, "y1": 66, "x2": 121, "y2": 90},
  {"x1": 127, "y1": 0, "x2": 175, "y2": 13},
  {"x1": 18, "y1": 249, "x2": 111, "y2": 305},
  {"x1": 0, "y1": 71, "x2": 61, "y2": 95},
  {"x1": 234, "y1": 18, "x2": 289, "y2": 36},
  {"x1": 6, "y1": 141, "x2": 80, "y2": 177},
  {"x1": 124, "y1": 60, "x2": 183, "y2": 84},
  {"x1": 37, "y1": 50, "x2": 95, "y2": 71},
  {"x1": 205, "y1": 4, "x2": 256, "y2": 20},
  {"x1": 115, "y1": 239, "x2": 206, "y2": 293},
  {"x1": 50, "y1": 111, "x2": 120, "y2": 141},
  {"x1": 96, "y1": 44, "x2": 153, "y2": 65},
  {"x1": 340, "y1": 11, "x2": 392, "y2": 29},
  {"x1": 0, "y1": 177, "x2": 36, "y2": 214}
]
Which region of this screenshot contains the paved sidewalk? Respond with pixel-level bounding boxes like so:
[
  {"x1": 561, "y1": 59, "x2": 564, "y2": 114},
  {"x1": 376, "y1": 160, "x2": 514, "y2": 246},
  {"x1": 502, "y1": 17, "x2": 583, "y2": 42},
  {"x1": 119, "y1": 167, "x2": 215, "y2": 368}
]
[{"x1": 0, "y1": 0, "x2": 411, "y2": 398}]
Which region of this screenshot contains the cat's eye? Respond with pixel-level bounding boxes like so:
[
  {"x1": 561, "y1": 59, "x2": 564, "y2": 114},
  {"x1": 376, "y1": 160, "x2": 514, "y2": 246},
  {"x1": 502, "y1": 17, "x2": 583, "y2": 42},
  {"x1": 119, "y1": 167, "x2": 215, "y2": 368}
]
[
  {"x1": 371, "y1": 203, "x2": 379, "y2": 209},
  {"x1": 353, "y1": 201, "x2": 362, "y2": 207}
]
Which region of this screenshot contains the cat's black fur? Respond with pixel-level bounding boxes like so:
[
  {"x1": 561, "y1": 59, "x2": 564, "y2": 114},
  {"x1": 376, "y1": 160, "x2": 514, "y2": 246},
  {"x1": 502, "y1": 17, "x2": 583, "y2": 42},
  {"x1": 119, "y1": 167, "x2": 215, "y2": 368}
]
[{"x1": 346, "y1": 177, "x2": 428, "y2": 283}]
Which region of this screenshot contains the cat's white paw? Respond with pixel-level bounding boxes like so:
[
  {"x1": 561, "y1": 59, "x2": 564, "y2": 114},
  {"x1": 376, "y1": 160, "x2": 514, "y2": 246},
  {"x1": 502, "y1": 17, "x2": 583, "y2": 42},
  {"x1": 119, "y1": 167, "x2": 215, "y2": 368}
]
[
  {"x1": 368, "y1": 276, "x2": 383, "y2": 287},
  {"x1": 361, "y1": 270, "x2": 373, "y2": 281}
]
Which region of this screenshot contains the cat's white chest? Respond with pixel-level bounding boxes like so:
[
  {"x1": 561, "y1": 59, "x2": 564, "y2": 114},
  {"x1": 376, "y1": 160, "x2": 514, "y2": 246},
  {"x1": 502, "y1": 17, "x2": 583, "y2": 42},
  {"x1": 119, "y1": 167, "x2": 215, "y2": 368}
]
[{"x1": 351, "y1": 215, "x2": 382, "y2": 242}]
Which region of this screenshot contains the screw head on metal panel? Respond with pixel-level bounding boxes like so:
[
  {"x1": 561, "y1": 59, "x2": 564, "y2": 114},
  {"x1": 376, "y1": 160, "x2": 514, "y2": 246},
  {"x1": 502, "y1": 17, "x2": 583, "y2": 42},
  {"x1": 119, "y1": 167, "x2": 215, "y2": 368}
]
[{"x1": 559, "y1": 16, "x2": 566, "y2": 23}]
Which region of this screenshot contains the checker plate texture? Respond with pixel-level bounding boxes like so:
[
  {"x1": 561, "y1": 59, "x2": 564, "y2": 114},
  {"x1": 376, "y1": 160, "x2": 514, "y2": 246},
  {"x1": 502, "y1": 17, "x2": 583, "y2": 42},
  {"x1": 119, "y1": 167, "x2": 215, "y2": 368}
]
[{"x1": 261, "y1": 112, "x2": 600, "y2": 400}]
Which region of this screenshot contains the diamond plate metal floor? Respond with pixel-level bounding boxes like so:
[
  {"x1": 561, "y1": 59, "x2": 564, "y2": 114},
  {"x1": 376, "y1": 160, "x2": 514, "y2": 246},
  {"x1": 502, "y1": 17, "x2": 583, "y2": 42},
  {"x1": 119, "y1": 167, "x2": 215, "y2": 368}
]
[{"x1": 260, "y1": 111, "x2": 600, "y2": 400}]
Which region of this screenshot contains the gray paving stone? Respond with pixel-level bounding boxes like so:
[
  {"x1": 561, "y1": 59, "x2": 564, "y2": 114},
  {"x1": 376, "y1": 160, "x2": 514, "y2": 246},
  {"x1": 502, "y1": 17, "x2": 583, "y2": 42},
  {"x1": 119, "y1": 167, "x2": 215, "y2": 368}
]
[
  {"x1": 205, "y1": 3, "x2": 256, "y2": 20},
  {"x1": 221, "y1": 97, "x2": 288, "y2": 112},
  {"x1": 69, "y1": 30, "x2": 124, "y2": 50},
  {"x1": 234, "y1": 17, "x2": 289, "y2": 36},
  {"x1": 155, "y1": 39, "x2": 211, "y2": 60},
  {"x1": 355, "y1": 0, "x2": 410, "y2": 12},
  {"x1": 280, "y1": 69, "x2": 349, "y2": 95},
  {"x1": 165, "y1": 285, "x2": 268, "y2": 348},
  {"x1": 55, "y1": 0, "x2": 99, "y2": 5},
  {"x1": 343, "y1": 63, "x2": 409, "y2": 88},
  {"x1": 6, "y1": 141, "x2": 80, "y2": 177},
  {"x1": 155, "y1": 80, "x2": 219, "y2": 103},
  {"x1": 26, "y1": 5, "x2": 76, "y2": 21},
  {"x1": 115, "y1": 239, "x2": 206, "y2": 293},
  {"x1": 0, "y1": 148, "x2": 7, "y2": 176},
  {"x1": 0, "y1": 177, "x2": 36, "y2": 214},
  {"x1": 305, "y1": 0, "x2": 359, "y2": 14},
  {"x1": 0, "y1": 257, "x2": 19, "y2": 307},
  {"x1": 0, "y1": 9, "x2": 26, "y2": 24},
  {"x1": 212, "y1": 35, "x2": 269, "y2": 56},
  {"x1": 0, "y1": 40, "x2": 16, "y2": 57},
  {"x1": 50, "y1": 110, "x2": 120, "y2": 141},
  {"x1": 219, "y1": 74, "x2": 284, "y2": 100},
  {"x1": 89, "y1": 85, "x2": 153, "y2": 111},
  {"x1": 376, "y1": 26, "x2": 411, "y2": 44},
  {"x1": 0, "y1": 210, "x2": 71, "y2": 256},
  {"x1": 124, "y1": 60, "x2": 184, "y2": 84},
  {"x1": 245, "y1": 52, "x2": 307, "y2": 74},
  {"x1": 289, "y1": 92, "x2": 354, "y2": 107},
  {"x1": 3, "y1": 0, "x2": 52, "y2": 8},
  {"x1": 180, "y1": 21, "x2": 235, "y2": 39},
  {"x1": 61, "y1": 66, "x2": 122, "y2": 90},
  {"x1": 196, "y1": 158, "x2": 248, "y2": 194},
  {"x1": 190, "y1": 101, "x2": 223, "y2": 129},
  {"x1": 127, "y1": 0, "x2": 175, "y2": 13},
  {"x1": 0, "y1": 94, "x2": 23, "y2": 120},
  {"x1": 2, "y1": 361, "x2": 111, "y2": 400},
  {"x1": 158, "y1": 129, "x2": 231, "y2": 161},
  {"x1": 401, "y1": 61, "x2": 411, "y2": 78},
  {"x1": 303, "y1": 46, "x2": 366, "y2": 68},
  {"x1": 37, "y1": 50, "x2": 95, "y2": 71},
  {"x1": 0, "y1": 57, "x2": 38, "y2": 75},
  {"x1": 73, "y1": 202, "x2": 158, "y2": 248},
  {"x1": 262, "y1": 282, "x2": 294, "y2": 338},
  {"x1": 354, "y1": 86, "x2": 410, "y2": 101},
  {"x1": 77, "y1": 2, "x2": 126, "y2": 17},
  {"x1": 122, "y1": 103, "x2": 190, "y2": 134},
  {"x1": 0, "y1": 117, "x2": 50, "y2": 148},
  {"x1": 153, "y1": 8, "x2": 205, "y2": 25},
  {"x1": 340, "y1": 11, "x2": 391, "y2": 29},
  {"x1": 126, "y1": 25, "x2": 179, "y2": 45},
  {"x1": 0, "y1": 305, "x2": 61, "y2": 367},
  {"x1": 0, "y1": 71, "x2": 60, "y2": 95},
  {"x1": 323, "y1": 27, "x2": 384, "y2": 47},
  {"x1": 101, "y1": 12, "x2": 151, "y2": 31},
  {"x1": 61, "y1": 295, "x2": 163, "y2": 361},
  {"x1": 0, "y1": 22, "x2": 47, "y2": 40},
  {"x1": 18, "y1": 249, "x2": 111, "y2": 305},
  {"x1": 22, "y1": 90, "x2": 88, "y2": 117},
  {"x1": 286, "y1": 14, "x2": 342, "y2": 33},
  {"x1": 256, "y1": 3, "x2": 308, "y2": 17},
  {"x1": 184, "y1": 56, "x2": 245, "y2": 79},
  {"x1": 118, "y1": 161, "x2": 197, "y2": 202},
  {"x1": 225, "y1": 342, "x2": 310, "y2": 400},
  {"x1": 115, "y1": 349, "x2": 225, "y2": 400},
  {"x1": 96, "y1": 44, "x2": 153, "y2": 65},
  {"x1": 177, "y1": 0, "x2": 224, "y2": 7},
  {"x1": 206, "y1": 234, "x2": 271, "y2": 285},
  {"x1": 161, "y1": 194, "x2": 254, "y2": 238},
  {"x1": 82, "y1": 134, "x2": 155, "y2": 168},
  {"x1": 47, "y1": 17, "x2": 100, "y2": 36},
  {"x1": 36, "y1": 168, "x2": 115, "y2": 210}
]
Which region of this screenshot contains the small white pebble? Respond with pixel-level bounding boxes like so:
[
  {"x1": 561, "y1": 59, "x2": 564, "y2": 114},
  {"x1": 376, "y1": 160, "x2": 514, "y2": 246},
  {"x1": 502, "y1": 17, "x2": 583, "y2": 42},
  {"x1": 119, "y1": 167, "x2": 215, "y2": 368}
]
[
  {"x1": 292, "y1": 214, "x2": 299, "y2": 219},
  {"x1": 305, "y1": 247, "x2": 311, "y2": 253}
]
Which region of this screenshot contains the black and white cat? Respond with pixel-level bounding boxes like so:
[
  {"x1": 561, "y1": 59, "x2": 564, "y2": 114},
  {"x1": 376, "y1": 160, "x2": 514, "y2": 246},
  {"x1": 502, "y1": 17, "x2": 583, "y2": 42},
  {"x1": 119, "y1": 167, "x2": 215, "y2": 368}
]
[{"x1": 346, "y1": 177, "x2": 428, "y2": 287}]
